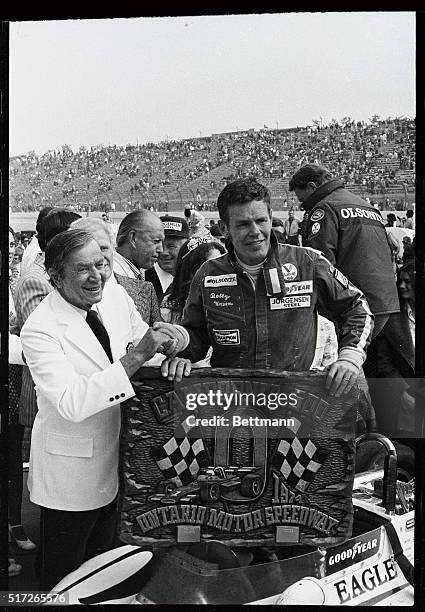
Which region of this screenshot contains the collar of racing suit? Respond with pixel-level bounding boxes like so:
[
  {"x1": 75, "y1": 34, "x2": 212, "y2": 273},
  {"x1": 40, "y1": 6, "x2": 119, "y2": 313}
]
[
  {"x1": 301, "y1": 178, "x2": 344, "y2": 212},
  {"x1": 226, "y1": 231, "x2": 287, "y2": 298}
]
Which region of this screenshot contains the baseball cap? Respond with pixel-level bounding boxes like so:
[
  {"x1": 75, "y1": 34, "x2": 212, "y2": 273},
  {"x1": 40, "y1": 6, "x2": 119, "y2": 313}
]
[{"x1": 160, "y1": 216, "x2": 189, "y2": 238}]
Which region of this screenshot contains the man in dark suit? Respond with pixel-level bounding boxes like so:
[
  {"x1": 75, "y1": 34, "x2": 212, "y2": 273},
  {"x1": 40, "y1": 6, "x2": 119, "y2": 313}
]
[{"x1": 145, "y1": 216, "x2": 189, "y2": 303}]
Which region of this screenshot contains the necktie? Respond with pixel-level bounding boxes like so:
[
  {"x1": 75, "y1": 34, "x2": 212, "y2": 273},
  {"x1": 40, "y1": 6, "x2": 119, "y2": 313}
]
[{"x1": 86, "y1": 309, "x2": 113, "y2": 363}]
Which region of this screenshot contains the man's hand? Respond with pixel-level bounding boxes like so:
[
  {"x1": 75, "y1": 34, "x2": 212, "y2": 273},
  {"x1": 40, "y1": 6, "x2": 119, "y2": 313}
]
[
  {"x1": 325, "y1": 360, "x2": 359, "y2": 397},
  {"x1": 152, "y1": 321, "x2": 185, "y2": 357},
  {"x1": 161, "y1": 357, "x2": 191, "y2": 382},
  {"x1": 152, "y1": 321, "x2": 180, "y2": 340},
  {"x1": 133, "y1": 328, "x2": 177, "y2": 362}
]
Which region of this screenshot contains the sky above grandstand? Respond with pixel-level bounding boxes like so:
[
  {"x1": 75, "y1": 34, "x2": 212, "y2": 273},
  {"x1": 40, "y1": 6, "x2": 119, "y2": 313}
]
[{"x1": 9, "y1": 12, "x2": 415, "y2": 156}]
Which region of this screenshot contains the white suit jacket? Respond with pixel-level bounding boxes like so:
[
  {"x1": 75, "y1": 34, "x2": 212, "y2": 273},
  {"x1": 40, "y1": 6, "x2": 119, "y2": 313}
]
[{"x1": 21, "y1": 280, "x2": 163, "y2": 511}]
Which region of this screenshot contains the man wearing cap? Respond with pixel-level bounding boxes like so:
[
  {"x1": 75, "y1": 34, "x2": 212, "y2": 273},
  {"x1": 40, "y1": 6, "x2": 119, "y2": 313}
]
[{"x1": 145, "y1": 216, "x2": 189, "y2": 303}]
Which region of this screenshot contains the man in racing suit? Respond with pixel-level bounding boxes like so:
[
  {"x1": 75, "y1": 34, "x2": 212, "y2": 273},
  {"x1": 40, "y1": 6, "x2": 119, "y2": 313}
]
[{"x1": 156, "y1": 178, "x2": 374, "y2": 397}]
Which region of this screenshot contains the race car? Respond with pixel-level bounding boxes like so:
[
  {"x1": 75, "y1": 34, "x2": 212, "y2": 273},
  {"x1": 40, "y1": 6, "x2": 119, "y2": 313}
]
[
  {"x1": 52, "y1": 434, "x2": 415, "y2": 606},
  {"x1": 150, "y1": 465, "x2": 264, "y2": 505}
]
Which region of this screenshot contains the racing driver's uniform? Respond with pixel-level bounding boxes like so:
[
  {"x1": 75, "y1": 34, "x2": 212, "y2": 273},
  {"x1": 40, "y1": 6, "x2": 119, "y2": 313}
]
[{"x1": 177, "y1": 233, "x2": 374, "y2": 371}]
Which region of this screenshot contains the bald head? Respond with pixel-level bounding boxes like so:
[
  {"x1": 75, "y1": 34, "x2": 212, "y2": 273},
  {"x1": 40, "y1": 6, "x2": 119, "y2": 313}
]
[{"x1": 116, "y1": 210, "x2": 164, "y2": 270}]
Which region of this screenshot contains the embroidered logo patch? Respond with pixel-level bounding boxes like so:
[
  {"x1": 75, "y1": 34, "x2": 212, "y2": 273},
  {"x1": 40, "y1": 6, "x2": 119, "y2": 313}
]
[
  {"x1": 270, "y1": 295, "x2": 311, "y2": 310},
  {"x1": 310, "y1": 208, "x2": 325, "y2": 222},
  {"x1": 311, "y1": 222, "x2": 321, "y2": 234},
  {"x1": 213, "y1": 329, "x2": 240, "y2": 345},
  {"x1": 285, "y1": 280, "x2": 313, "y2": 295},
  {"x1": 281, "y1": 263, "x2": 298, "y2": 281},
  {"x1": 204, "y1": 274, "x2": 238, "y2": 287},
  {"x1": 126, "y1": 342, "x2": 135, "y2": 353}
]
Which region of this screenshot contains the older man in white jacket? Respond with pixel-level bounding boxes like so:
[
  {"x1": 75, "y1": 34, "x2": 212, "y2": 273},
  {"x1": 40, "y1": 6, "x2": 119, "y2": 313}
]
[{"x1": 21, "y1": 228, "x2": 190, "y2": 590}]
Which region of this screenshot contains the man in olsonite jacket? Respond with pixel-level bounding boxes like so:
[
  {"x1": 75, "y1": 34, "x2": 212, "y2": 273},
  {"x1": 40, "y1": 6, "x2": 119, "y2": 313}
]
[
  {"x1": 288, "y1": 164, "x2": 399, "y2": 343},
  {"x1": 21, "y1": 229, "x2": 190, "y2": 590}
]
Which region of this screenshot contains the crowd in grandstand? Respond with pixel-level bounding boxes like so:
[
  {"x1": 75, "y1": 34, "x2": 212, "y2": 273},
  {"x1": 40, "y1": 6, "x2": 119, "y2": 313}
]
[{"x1": 10, "y1": 116, "x2": 415, "y2": 214}]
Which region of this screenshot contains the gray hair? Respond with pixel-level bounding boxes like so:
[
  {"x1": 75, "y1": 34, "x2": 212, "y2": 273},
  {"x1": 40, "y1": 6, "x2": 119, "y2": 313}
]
[
  {"x1": 71, "y1": 216, "x2": 116, "y2": 247},
  {"x1": 116, "y1": 209, "x2": 158, "y2": 247},
  {"x1": 45, "y1": 229, "x2": 95, "y2": 288}
]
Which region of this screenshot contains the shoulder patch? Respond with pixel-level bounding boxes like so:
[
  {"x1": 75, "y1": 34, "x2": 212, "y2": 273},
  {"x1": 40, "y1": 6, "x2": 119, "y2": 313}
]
[
  {"x1": 310, "y1": 208, "x2": 325, "y2": 222},
  {"x1": 328, "y1": 265, "x2": 349, "y2": 289},
  {"x1": 311, "y1": 222, "x2": 321, "y2": 235}
]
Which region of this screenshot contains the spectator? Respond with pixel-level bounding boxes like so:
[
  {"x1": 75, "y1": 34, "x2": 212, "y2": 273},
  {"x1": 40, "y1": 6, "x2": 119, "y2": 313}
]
[
  {"x1": 114, "y1": 210, "x2": 164, "y2": 279},
  {"x1": 404, "y1": 209, "x2": 415, "y2": 230},
  {"x1": 283, "y1": 209, "x2": 301, "y2": 246},
  {"x1": 161, "y1": 240, "x2": 226, "y2": 325},
  {"x1": 20, "y1": 207, "x2": 54, "y2": 276},
  {"x1": 299, "y1": 212, "x2": 309, "y2": 245},
  {"x1": 403, "y1": 236, "x2": 415, "y2": 265},
  {"x1": 188, "y1": 210, "x2": 213, "y2": 242},
  {"x1": 145, "y1": 216, "x2": 189, "y2": 304}
]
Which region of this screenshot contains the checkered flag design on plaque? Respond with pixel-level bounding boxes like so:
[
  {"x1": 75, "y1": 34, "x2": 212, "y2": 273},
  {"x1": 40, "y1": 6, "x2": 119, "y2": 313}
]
[
  {"x1": 272, "y1": 418, "x2": 330, "y2": 492},
  {"x1": 150, "y1": 419, "x2": 210, "y2": 487}
]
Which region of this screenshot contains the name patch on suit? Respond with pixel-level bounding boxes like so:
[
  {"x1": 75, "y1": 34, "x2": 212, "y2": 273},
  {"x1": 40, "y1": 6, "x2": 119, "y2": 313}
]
[
  {"x1": 204, "y1": 274, "x2": 238, "y2": 287},
  {"x1": 209, "y1": 291, "x2": 235, "y2": 308},
  {"x1": 213, "y1": 329, "x2": 240, "y2": 345},
  {"x1": 285, "y1": 280, "x2": 313, "y2": 295},
  {"x1": 270, "y1": 295, "x2": 311, "y2": 310}
]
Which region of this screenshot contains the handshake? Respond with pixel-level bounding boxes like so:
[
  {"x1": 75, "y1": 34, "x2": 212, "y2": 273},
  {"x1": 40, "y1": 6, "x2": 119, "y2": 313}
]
[{"x1": 152, "y1": 322, "x2": 188, "y2": 357}]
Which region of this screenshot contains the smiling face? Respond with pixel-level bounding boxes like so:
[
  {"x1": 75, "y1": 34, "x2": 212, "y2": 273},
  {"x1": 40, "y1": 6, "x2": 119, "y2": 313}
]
[
  {"x1": 54, "y1": 240, "x2": 107, "y2": 311},
  {"x1": 219, "y1": 200, "x2": 272, "y2": 265},
  {"x1": 158, "y1": 236, "x2": 187, "y2": 274}
]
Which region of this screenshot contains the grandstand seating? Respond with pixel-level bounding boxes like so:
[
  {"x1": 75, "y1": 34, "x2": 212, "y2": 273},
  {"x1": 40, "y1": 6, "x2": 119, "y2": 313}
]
[{"x1": 9, "y1": 117, "x2": 415, "y2": 213}]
